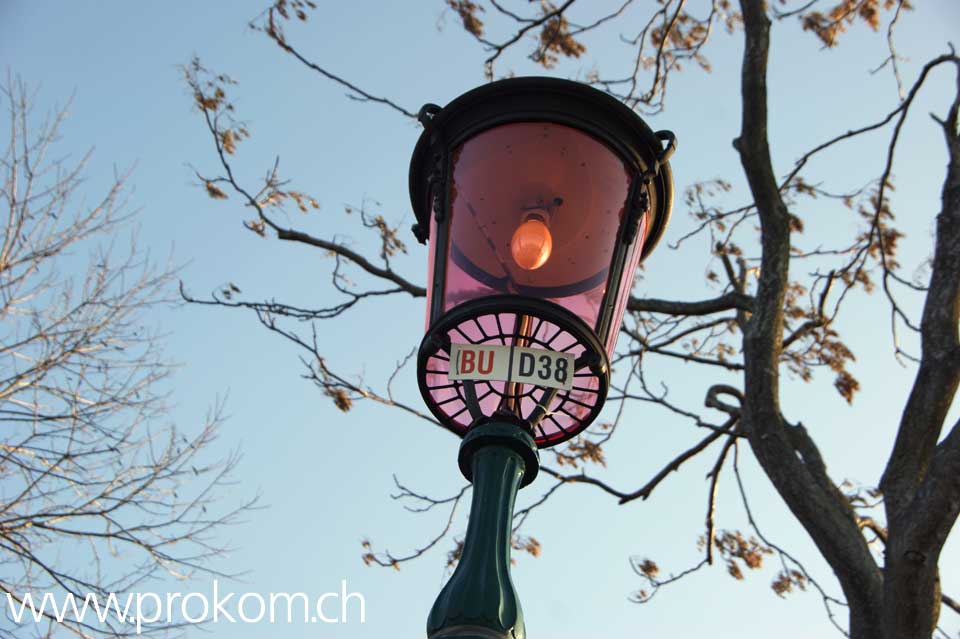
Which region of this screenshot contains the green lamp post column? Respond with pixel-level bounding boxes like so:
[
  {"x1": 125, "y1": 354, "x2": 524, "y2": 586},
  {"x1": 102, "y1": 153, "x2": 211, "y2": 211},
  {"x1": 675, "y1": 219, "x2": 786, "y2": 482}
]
[{"x1": 427, "y1": 421, "x2": 539, "y2": 639}]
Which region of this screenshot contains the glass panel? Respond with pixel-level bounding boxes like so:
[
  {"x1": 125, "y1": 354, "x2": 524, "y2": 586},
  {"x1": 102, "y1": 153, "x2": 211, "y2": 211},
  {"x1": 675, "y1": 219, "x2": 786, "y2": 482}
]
[{"x1": 442, "y1": 122, "x2": 632, "y2": 329}]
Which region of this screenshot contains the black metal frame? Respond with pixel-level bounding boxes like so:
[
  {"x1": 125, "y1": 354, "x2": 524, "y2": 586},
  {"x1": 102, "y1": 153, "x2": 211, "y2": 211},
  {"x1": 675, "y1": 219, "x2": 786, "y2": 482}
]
[{"x1": 410, "y1": 76, "x2": 674, "y2": 254}]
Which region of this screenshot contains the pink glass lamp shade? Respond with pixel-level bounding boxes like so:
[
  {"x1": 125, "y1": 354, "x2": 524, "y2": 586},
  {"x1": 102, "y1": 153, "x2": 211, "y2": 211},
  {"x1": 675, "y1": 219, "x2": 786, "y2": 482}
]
[{"x1": 410, "y1": 78, "x2": 675, "y2": 447}]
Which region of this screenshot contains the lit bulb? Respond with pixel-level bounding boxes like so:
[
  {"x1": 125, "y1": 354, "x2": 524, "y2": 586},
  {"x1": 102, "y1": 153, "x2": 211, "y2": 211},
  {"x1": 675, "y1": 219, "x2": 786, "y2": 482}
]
[{"x1": 510, "y1": 217, "x2": 553, "y2": 271}]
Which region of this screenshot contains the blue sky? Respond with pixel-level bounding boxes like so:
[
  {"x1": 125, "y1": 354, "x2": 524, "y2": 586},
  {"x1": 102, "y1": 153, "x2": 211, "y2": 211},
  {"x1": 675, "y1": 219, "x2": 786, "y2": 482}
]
[{"x1": 3, "y1": 1, "x2": 960, "y2": 637}]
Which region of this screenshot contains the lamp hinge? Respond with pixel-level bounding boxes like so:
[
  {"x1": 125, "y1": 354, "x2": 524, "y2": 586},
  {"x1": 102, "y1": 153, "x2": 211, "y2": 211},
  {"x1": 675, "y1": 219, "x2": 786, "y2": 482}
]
[
  {"x1": 411, "y1": 149, "x2": 445, "y2": 243},
  {"x1": 418, "y1": 103, "x2": 441, "y2": 129},
  {"x1": 411, "y1": 222, "x2": 429, "y2": 244},
  {"x1": 428, "y1": 147, "x2": 447, "y2": 224},
  {"x1": 623, "y1": 182, "x2": 650, "y2": 245},
  {"x1": 622, "y1": 129, "x2": 676, "y2": 245},
  {"x1": 411, "y1": 104, "x2": 446, "y2": 244}
]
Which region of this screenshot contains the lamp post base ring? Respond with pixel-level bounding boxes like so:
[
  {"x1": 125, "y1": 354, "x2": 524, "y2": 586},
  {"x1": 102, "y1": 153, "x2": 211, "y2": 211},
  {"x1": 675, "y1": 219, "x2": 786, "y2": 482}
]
[
  {"x1": 429, "y1": 624, "x2": 518, "y2": 639},
  {"x1": 458, "y1": 421, "x2": 539, "y2": 487}
]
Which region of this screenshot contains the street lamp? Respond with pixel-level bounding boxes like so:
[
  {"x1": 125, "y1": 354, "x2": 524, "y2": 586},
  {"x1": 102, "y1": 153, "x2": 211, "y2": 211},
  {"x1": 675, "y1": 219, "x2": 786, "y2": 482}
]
[{"x1": 409, "y1": 77, "x2": 676, "y2": 639}]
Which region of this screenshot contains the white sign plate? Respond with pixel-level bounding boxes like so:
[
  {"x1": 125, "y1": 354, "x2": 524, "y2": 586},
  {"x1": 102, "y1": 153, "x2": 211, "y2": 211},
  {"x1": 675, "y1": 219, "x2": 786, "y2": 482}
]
[{"x1": 448, "y1": 343, "x2": 575, "y2": 391}]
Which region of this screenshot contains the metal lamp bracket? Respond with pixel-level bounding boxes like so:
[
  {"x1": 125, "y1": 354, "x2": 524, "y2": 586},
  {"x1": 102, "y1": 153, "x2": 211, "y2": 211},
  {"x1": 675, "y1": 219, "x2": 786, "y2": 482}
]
[{"x1": 623, "y1": 129, "x2": 676, "y2": 245}]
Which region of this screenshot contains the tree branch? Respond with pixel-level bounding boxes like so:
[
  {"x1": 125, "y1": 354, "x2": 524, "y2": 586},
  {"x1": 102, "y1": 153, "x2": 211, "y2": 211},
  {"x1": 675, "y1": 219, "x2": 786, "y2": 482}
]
[
  {"x1": 274, "y1": 227, "x2": 425, "y2": 297},
  {"x1": 881, "y1": 54, "x2": 960, "y2": 517},
  {"x1": 628, "y1": 291, "x2": 753, "y2": 315},
  {"x1": 735, "y1": 0, "x2": 883, "y2": 631},
  {"x1": 253, "y1": 3, "x2": 417, "y2": 118}
]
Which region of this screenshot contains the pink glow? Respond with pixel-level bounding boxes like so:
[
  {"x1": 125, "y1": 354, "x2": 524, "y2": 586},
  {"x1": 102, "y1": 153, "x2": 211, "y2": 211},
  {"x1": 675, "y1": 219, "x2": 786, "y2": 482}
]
[{"x1": 441, "y1": 122, "x2": 631, "y2": 329}]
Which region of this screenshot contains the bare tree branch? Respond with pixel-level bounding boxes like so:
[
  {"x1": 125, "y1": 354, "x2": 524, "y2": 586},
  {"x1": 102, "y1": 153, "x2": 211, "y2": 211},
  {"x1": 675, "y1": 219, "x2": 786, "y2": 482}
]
[
  {"x1": 0, "y1": 78, "x2": 255, "y2": 638},
  {"x1": 735, "y1": 1, "x2": 883, "y2": 633},
  {"x1": 627, "y1": 291, "x2": 753, "y2": 315}
]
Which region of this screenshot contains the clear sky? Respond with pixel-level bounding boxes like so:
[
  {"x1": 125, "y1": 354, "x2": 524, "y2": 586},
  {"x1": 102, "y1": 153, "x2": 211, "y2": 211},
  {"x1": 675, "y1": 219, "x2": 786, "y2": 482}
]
[{"x1": 2, "y1": 1, "x2": 960, "y2": 637}]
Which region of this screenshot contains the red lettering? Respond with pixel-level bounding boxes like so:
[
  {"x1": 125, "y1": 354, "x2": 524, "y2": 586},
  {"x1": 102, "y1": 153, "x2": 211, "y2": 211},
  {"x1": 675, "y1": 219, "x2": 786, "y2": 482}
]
[
  {"x1": 478, "y1": 350, "x2": 495, "y2": 375},
  {"x1": 460, "y1": 350, "x2": 475, "y2": 374}
]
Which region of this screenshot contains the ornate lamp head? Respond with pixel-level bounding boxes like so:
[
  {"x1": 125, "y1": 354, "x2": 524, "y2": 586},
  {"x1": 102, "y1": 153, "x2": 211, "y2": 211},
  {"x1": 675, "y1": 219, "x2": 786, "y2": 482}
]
[{"x1": 410, "y1": 77, "x2": 676, "y2": 448}]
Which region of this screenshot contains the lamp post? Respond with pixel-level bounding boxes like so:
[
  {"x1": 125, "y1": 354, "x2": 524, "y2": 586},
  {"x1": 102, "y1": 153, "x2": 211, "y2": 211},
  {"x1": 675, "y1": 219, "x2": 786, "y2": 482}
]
[{"x1": 409, "y1": 77, "x2": 676, "y2": 639}]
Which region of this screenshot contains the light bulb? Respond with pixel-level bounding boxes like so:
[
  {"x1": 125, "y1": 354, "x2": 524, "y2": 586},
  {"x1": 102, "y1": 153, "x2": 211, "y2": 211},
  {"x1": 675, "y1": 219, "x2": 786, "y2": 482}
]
[{"x1": 510, "y1": 217, "x2": 553, "y2": 271}]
